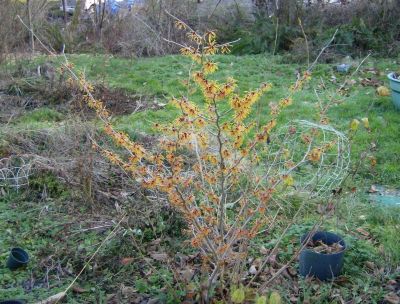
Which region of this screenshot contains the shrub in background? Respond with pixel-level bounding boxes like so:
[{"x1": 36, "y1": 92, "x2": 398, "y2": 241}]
[{"x1": 223, "y1": 0, "x2": 400, "y2": 59}]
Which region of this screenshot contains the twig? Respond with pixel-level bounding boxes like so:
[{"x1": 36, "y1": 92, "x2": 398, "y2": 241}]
[
  {"x1": 208, "y1": 0, "x2": 223, "y2": 19},
  {"x1": 272, "y1": 17, "x2": 279, "y2": 56},
  {"x1": 164, "y1": 10, "x2": 196, "y2": 33},
  {"x1": 17, "y1": 15, "x2": 57, "y2": 56},
  {"x1": 298, "y1": 18, "x2": 309, "y2": 67},
  {"x1": 162, "y1": 38, "x2": 187, "y2": 49},
  {"x1": 308, "y1": 28, "x2": 338, "y2": 72},
  {"x1": 338, "y1": 52, "x2": 371, "y2": 91},
  {"x1": 55, "y1": 215, "x2": 126, "y2": 303}
]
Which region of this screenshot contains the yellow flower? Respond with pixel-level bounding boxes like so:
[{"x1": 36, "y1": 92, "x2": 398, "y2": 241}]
[
  {"x1": 205, "y1": 30, "x2": 217, "y2": 44},
  {"x1": 222, "y1": 149, "x2": 231, "y2": 158},
  {"x1": 220, "y1": 45, "x2": 231, "y2": 54},
  {"x1": 174, "y1": 20, "x2": 187, "y2": 30},
  {"x1": 187, "y1": 31, "x2": 203, "y2": 44},
  {"x1": 283, "y1": 175, "x2": 294, "y2": 187},
  {"x1": 180, "y1": 46, "x2": 195, "y2": 56},
  {"x1": 203, "y1": 61, "x2": 218, "y2": 74},
  {"x1": 204, "y1": 44, "x2": 218, "y2": 55}
]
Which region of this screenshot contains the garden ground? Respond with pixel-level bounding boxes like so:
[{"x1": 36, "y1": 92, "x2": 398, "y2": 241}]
[{"x1": 0, "y1": 53, "x2": 399, "y2": 303}]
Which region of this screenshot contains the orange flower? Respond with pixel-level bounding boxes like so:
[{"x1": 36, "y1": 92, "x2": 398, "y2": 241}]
[{"x1": 279, "y1": 97, "x2": 293, "y2": 108}]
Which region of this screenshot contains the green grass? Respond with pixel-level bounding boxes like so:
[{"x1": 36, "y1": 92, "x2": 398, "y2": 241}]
[
  {"x1": 0, "y1": 187, "x2": 185, "y2": 303},
  {"x1": 15, "y1": 108, "x2": 64, "y2": 125},
  {"x1": 58, "y1": 53, "x2": 400, "y2": 186}
]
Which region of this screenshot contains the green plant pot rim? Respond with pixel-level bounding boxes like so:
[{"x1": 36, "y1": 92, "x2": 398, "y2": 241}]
[{"x1": 388, "y1": 72, "x2": 400, "y2": 83}]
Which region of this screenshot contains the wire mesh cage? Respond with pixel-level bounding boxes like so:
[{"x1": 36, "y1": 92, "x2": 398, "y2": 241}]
[
  {"x1": 264, "y1": 120, "x2": 351, "y2": 199},
  {"x1": 0, "y1": 156, "x2": 33, "y2": 190}
]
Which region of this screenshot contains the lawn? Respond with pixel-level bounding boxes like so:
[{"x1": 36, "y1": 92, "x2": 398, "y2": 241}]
[{"x1": 0, "y1": 53, "x2": 399, "y2": 303}]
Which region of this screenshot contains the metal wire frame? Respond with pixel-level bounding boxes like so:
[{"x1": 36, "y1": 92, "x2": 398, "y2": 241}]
[
  {"x1": 264, "y1": 120, "x2": 351, "y2": 198},
  {"x1": 0, "y1": 156, "x2": 33, "y2": 190}
]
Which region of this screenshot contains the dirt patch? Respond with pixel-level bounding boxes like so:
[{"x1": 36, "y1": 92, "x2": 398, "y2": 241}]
[
  {"x1": 0, "y1": 93, "x2": 45, "y2": 123},
  {"x1": 81, "y1": 84, "x2": 166, "y2": 116},
  {"x1": 0, "y1": 83, "x2": 166, "y2": 125}
]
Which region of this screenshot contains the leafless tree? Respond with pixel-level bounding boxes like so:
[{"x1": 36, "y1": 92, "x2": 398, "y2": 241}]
[
  {"x1": 27, "y1": 0, "x2": 35, "y2": 52},
  {"x1": 62, "y1": 0, "x2": 67, "y2": 23}
]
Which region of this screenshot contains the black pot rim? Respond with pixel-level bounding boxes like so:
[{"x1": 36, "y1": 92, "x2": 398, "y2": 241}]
[
  {"x1": 300, "y1": 231, "x2": 346, "y2": 256},
  {"x1": 10, "y1": 247, "x2": 29, "y2": 264}
]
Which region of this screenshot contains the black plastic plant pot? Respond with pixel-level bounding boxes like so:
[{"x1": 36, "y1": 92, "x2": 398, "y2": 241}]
[
  {"x1": 6, "y1": 248, "x2": 29, "y2": 270},
  {"x1": 299, "y1": 231, "x2": 346, "y2": 280},
  {"x1": 0, "y1": 301, "x2": 25, "y2": 304}
]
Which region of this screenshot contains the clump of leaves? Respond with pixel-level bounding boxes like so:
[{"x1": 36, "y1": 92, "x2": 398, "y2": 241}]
[{"x1": 306, "y1": 240, "x2": 344, "y2": 254}]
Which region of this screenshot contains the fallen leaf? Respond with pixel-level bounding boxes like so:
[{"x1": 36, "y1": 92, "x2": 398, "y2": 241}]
[
  {"x1": 72, "y1": 285, "x2": 87, "y2": 293},
  {"x1": 121, "y1": 257, "x2": 134, "y2": 265},
  {"x1": 149, "y1": 238, "x2": 162, "y2": 246},
  {"x1": 363, "y1": 67, "x2": 379, "y2": 74},
  {"x1": 34, "y1": 292, "x2": 66, "y2": 304},
  {"x1": 356, "y1": 227, "x2": 370, "y2": 237},
  {"x1": 249, "y1": 265, "x2": 258, "y2": 275},
  {"x1": 287, "y1": 267, "x2": 297, "y2": 277},
  {"x1": 346, "y1": 79, "x2": 357, "y2": 86},
  {"x1": 365, "y1": 261, "x2": 375, "y2": 270},
  {"x1": 377, "y1": 86, "x2": 390, "y2": 96},
  {"x1": 269, "y1": 291, "x2": 282, "y2": 304},
  {"x1": 255, "y1": 295, "x2": 268, "y2": 304},
  {"x1": 361, "y1": 117, "x2": 370, "y2": 129},
  {"x1": 361, "y1": 77, "x2": 381, "y2": 87},
  {"x1": 180, "y1": 267, "x2": 195, "y2": 281},
  {"x1": 120, "y1": 285, "x2": 137, "y2": 297},
  {"x1": 383, "y1": 292, "x2": 400, "y2": 304},
  {"x1": 260, "y1": 246, "x2": 269, "y2": 255},
  {"x1": 150, "y1": 252, "x2": 169, "y2": 261},
  {"x1": 368, "y1": 185, "x2": 379, "y2": 193},
  {"x1": 334, "y1": 276, "x2": 350, "y2": 285},
  {"x1": 350, "y1": 119, "x2": 360, "y2": 131},
  {"x1": 267, "y1": 254, "x2": 277, "y2": 265},
  {"x1": 231, "y1": 286, "x2": 245, "y2": 303}
]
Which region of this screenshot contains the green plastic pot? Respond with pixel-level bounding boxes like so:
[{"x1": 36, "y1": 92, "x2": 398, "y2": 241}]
[{"x1": 388, "y1": 72, "x2": 400, "y2": 110}]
